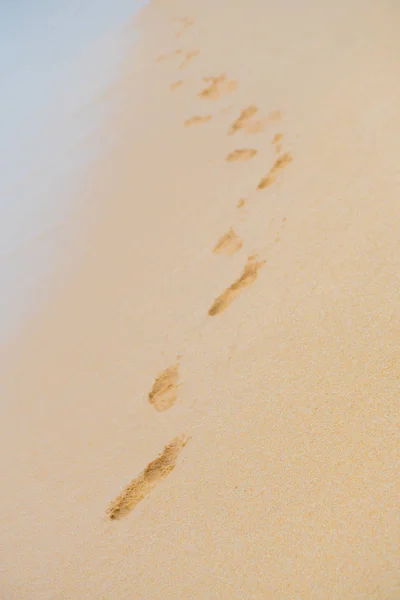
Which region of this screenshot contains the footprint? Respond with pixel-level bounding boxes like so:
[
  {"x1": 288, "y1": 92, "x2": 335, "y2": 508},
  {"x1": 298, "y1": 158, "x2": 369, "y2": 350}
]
[
  {"x1": 257, "y1": 153, "x2": 293, "y2": 190},
  {"x1": 170, "y1": 80, "x2": 184, "y2": 91},
  {"x1": 266, "y1": 110, "x2": 281, "y2": 123},
  {"x1": 228, "y1": 105, "x2": 258, "y2": 134},
  {"x1": 107, "y1": 436, "x2": 188, "y2": 520},
  {"x1": 245, "y1": 110, "x2": 282, "y2": 134},
  {"x1": 208, "y1": 255, "x2": 265, "y2": 316},
  {"x1": 237, "y1": 198, "x2": 246, "y2": 208},
  {"x1": 272, "y1": 133, "x2": 283, "y2": 154},
  {"x1": 272, "y1": 133, "x2": 283, "y2": 144},
  {"x1": 213, "y1": 228, "x2": 243, "y2": 255},
  {"x1": 148, "y1": 364, "x2": 179, "y2": 412},
  {"x1": 179, "y1": 50, "x2": 199, "y2": 69},
  {"x1": 226, "y1": 148, "x2": 257, "y2": 162},
  {"x1": 184, "y1": 115, "x2": 212, "y2": 127},
  {"x1": 198, "y1": 75, "x2": 237, "y2": 100},
  {"x1": 247, "y1": 119, "x2": 270, "y2": 134},
  {"x1": 156, "y1": 49, "x2": 183, "y2": 63},
  {"x1": 229, "y1": 106, "x2": 281, "y2": 135},
  {"x1": 175, "y1": 17, "x2": 194, "y2": 38}
]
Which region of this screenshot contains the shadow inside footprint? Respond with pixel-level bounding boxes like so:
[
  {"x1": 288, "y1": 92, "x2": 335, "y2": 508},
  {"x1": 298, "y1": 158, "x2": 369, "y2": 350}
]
[
  {"x1": 226, "y1": 148, "x2": 257, "y2": 162},
  {"x1": 179, "y1": 50, "x2": 199, "y2": 69},
  {"x1": 184, "y1": 115, "x2": 212, "y2": 127},
  {"x1": 208, "y1": 256, "x2": 265, "y2": 316},
  {"x1": 170, "y1": 80, "x2": 184, "y2": 91},
  {"x1": 107, "y1": 436, "x2": 188, "y2": 520},
  {"x1": 213, "y1": 228, "x2": 243, "y2": 255},
  {"x1": 228, "y1": 106, "x2": 281, "y2": 135},
  {"x1": 198, "y1": 75, "x2": 236, "y2": 100},
  {"x1": 148, "y1": 364, "x2": 179, "y2": 412},
  {"x1": 175, "y1": 16, "x2": 194, "y2": 38},
  {"x1": 257, "y1": 153, "x2": 292, "y2": 189},
  {"x1": 228, "y1": 105, "x2": 258, "y2": 134}
]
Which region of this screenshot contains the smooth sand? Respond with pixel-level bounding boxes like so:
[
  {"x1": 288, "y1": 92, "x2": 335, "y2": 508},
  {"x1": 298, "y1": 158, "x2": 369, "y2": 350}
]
[{"x1": 2, "y1": 0, "x2": 400, "y2": 597}]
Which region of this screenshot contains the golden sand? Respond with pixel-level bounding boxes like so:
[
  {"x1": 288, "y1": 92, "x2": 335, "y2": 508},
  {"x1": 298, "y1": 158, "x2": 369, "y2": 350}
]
[{"x1": 2, "y1": 0, "x2": 400, "y2": 597}]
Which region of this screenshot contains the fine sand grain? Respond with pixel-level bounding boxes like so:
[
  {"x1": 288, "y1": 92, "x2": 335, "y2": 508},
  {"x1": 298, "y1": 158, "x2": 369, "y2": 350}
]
[{"x1": 2, "y1": 0, "x2": 400, "y2": 598}]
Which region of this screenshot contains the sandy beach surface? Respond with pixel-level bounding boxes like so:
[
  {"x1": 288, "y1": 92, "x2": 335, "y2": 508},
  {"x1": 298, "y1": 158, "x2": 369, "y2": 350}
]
[{"x1": 2, "y1": 0, "x2": 400, "y2": 597}]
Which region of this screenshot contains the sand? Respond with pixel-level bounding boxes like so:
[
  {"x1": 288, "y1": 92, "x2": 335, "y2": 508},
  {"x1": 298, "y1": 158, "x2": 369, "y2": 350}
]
[{"x1": 1, "y1": 0, "x2": 400, "y2": 597}]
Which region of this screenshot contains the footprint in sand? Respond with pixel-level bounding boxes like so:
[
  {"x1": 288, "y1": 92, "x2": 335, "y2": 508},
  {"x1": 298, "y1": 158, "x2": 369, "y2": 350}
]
[
  {"x1": 250, "y1": 109, "x2": 281, "y2": 133},
  {"x1": 184, "y1": 115, "x2": 212, "y2": 127},
  {"x1": 174, "y1": 16, "x2": 194, "y2": 38},
  {"x1": 148, "y1": 364, "x2": 179, "y2": 412},
  {"x1": 228, "y1": 106, "x2": 281, "y2": 135},
  {"x1": 170, "y1": 80, "x2": 184, "y2": 91},
  {"x1": 237, "y1": 198, "x2": 246, "y2": 209},
  {"x1": 226, "y1": 148, "x2": 257, "y2": 162},
  {"x1": 245, "y1": 119, "x2": 266, "y2": 134},
  {"x1": 213, "y1": 228, "x2": 243, "y2": 255},
  {"x1": 228, "y1": 105, "x2": 258, "y2": 134},
  {"x1": 179, "y1": 49, "x2": 199, "y2": 69},
  {"x1": 107, "y1": 436, "x2": 188, "y2": 520},
  {"x1": 156, "y1": 49, "x2": 183, "y2": 63},
  {"x1": 198, "y1": 75, "x2": 236, "y2": 100},
  {"x1": 272, "y1": 133, "x2": 283, "y2": 154},
  {"x1": 257, "y1": 153, "x2": 293, "y2": 190},
  {"x1": 267, "y1": 110, "x2": 281, "y2": 121},
  {"x1": 272, "y1": 133, "x2": 283, "y2": 144},
  {"x1": 208, "y1": 255, "x2": 265, "y2": 316}
]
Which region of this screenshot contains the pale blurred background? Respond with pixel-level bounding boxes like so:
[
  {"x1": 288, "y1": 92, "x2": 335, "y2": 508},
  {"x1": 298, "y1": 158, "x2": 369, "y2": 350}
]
[{"x1": 0, "y1": 1, "x2": 146, "y2": 344}]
